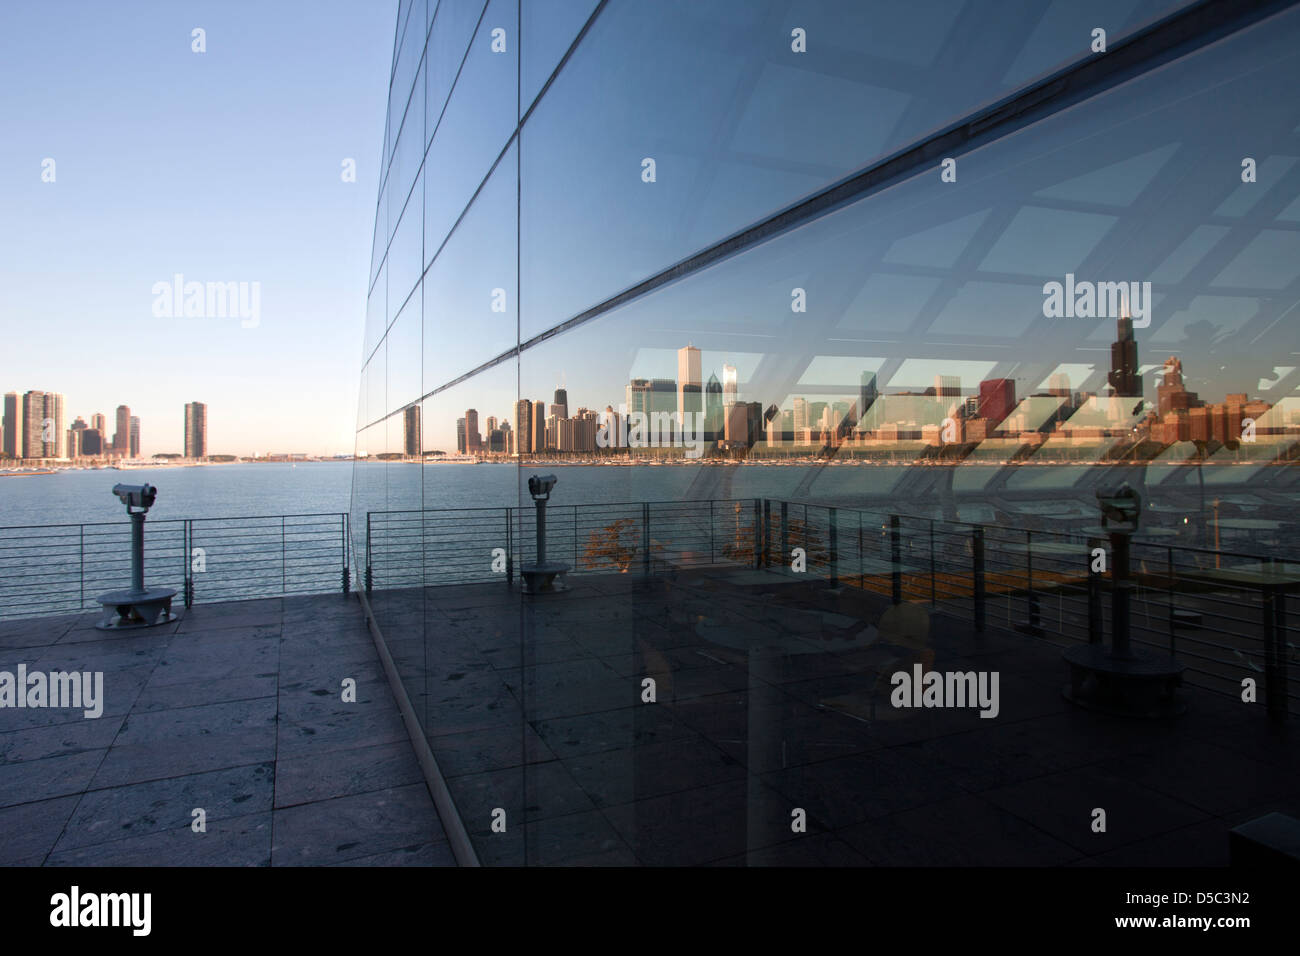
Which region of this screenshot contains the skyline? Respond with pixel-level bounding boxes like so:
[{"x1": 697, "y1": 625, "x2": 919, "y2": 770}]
[{"x1": 0, "y1": 1, "x2": 396, "y2": 457}]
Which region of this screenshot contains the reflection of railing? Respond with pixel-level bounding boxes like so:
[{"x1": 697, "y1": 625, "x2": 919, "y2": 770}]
[
  {"x1": 364, "y1": 498, "x2": 1294, "y2": 717},
  {"x1": 758, "y1": 500, "x2": 1295, "y2": 718},
  {"x1": 0, "y1": 513, "x2": 351, "y2": 620}
]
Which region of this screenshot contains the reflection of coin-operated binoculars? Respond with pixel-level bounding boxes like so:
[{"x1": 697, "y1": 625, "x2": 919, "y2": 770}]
[
  {"x1": 96, "y1": 483, "x2": 177, "y2": 629},
  {"x1": 1064, "y1": 481, "x2": 1184, "y2": 717},
  {"x1": 520, "y1": 474, "x2": 567, "y2": 594},
  {"x1": 1096, "y1": 483, "x2": 1141, "y2": 534}
]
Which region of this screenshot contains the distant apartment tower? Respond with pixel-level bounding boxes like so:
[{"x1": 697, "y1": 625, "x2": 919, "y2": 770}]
[
  {"x1": 184, "y1": 402, "x2": 208, "y2": 458},
  {"x1": 468, "y1": 409, "x2": 482, "y2": 451},
  {"x1": 21, "y1": 391, "x2": 63, "y2": 458},
  {"x1": 529, "y1": 400, "x2": 545, "y2": 452},
  {"x1": 514, "y1": 399, "x2": 533, "y2": 454},
  {"x1": 859, "y1": 372, "x2": 879, "y2": 424},
  {"x1": 403, "y1": 405, "x2": 421, "y2": 457},
  {"x1": 91, "y1": 412, "x2": 106, "y2": 435},
  {"x1": 456, "y1": 417, "x2": 467, "y2": 454},
  {"x1": 129, "y1": 416, "x2": 141, "y2": 458},
  {"x1": 113, "y1": 405, "x2": 131, "y2": 456},
  {"x1": 626, "y1": 379, "x2": 650, "y2": 417},
  {"x1": 2, "y1": 392, "x2": 21, "y2": 459},
  {"x1": 678, "y1": 345, "x2": 701, "y2": 426}
]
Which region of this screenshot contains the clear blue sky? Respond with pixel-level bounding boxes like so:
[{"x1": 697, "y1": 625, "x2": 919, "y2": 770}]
[{"x1": 0, "y1": 0, "x2": 396, "y2": 456}]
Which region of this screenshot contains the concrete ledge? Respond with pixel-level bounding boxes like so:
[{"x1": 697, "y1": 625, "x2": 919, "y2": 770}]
[{"x1": 357, "y1": 589, "x2": 480, "y2": 867}]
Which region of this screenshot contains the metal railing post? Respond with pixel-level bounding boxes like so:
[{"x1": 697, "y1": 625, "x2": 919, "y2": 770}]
[
  {"x1": 753, "y1": 498, "x2": 761, "y2": 569},
  {"x1": 890, "y1": 515, "x2": 901, "y2": 605},
  {"x1": 1166, "y1": 546, "x2": 1175, "y2": 654},
  {"x1": 79, "y1": 524, "x2": 85, "y2": 610},
  {"x1": 642, "y1": 502, "x2": 650, "y2": 576},
  {"x1": 281, "y1": 516, "x2": 286, "y2": 594},
  {"x1": 764, "y1": 499, "x2": 771, "y2": 569},
  {"x1": 973, "y1": 526, "x2": 985, "y2": 632},
  {"x1": 828, "y1": 507, "x2": 838, "y2": 589},
  {"x1": 1264, "y1": 558, "x2": 1287, "y2": 721},
  {"x1": 1026, "y1": 529, "x2": 1040, "y2": 633},
  {"x1": 506, "y1": 507, "x2": 513, "y2": 585},
  {"x1": 710, "y1": 500, "x2": 715, "y2": 565},
  {"x1": 929, "y1": 519, "x2": 936, "y2": 606},
  {"x1": 365, "y1": 513, "x2": 373, "y2": 594},
  {"x1": 184, "y1": 519, "x2": 194, "y2": 608},
  {"x1": 1088, "y1": 537, "x2": 1103, "y2": 644},
  {"x1": 341, "y1": 514, "x2": 350, "y2": 594},
  {"x1": 781, "y1": 501, "x2": 789, "y2": 572}
]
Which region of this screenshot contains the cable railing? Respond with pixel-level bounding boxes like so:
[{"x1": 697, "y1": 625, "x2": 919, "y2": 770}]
[{"x1": 0, "y1": 513, "x2": 351, "y2": 621}]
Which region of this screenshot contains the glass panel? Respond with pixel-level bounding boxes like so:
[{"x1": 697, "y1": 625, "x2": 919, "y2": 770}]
[
  {"x1": 520, "y1": 0, "x2": 599, "y2": 116},
  {"x1": 427, "y1": 0, "x2": 487, "y2": 149},
  {"x1": 424, "y1": 0, "x2": 518, "y2": 264},
  {"x1": 422, "y1": 141, "x2": 518, "y2": 393},
  {"x1": 387, "y1": 171, "x2": 425, "y2": 326},
  {"x1": 519, "y1": 0, "x2": 1199, "y2": 341}
]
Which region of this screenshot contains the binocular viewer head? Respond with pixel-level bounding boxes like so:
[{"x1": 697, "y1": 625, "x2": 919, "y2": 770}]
[{"x1": 112, "y1": 483, "x2": 158, "y2": 513}]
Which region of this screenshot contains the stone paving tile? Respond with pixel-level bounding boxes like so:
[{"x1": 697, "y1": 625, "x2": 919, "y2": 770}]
[
  {"x1": 562, "y1": 737, "x2": 745, "y2": 809},
  {"x1": 0, "y1": 795, "x2": 81, "y2": 864},
  {"x1": 132, "y1": 675, "x2": 276, "y2": 713},
  {"x1": 838, "y1": 794, "x2": 1081, "y2": 866},
  {"x1": 91, "y1": 730, "x2": 277, "y2": 789},
  {"x1": 274, "y1": 740, "x2": 423, "y2": 808},
  {"x1": 45, "y1": 811, "x2": 273, "y2": 866},
  {"x1": 0, "y1": 749, "x2": 107, "y2": 807},
  {"x1": 0, "y1": 713, "x2": 125, "y2": 764},
  {"x1": 530, "y1": 703, "x2": 697, "y2": 760},
  {"x1": 57, "y1": 762, "x2": 275, "y2": 851},
  {"x1": 448, "y1": 760, "x2": 597, "y2": 835},
  {"x1": 706, "y1": 833, "x2": 871, "y2": 866},
  {"x1": 271, "y1": 784, "x2": 446, "y2": 866},
  {"x1": 981, "y1": 767, "x2": 1211, "y2": 856},
  {"x1": 331, "y1": 842, "x2": 457, "y2": 866}
]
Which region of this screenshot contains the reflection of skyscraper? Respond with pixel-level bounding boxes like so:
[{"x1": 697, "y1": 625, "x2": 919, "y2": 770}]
[
  {"x1": 514, "y1": 399, "x2": 533, "y2": 454},
  {"x1": 859, "y1": 372, "x2": 878, "y2": 424},
  {"x1": 705, "y1": 374, "x2": 722, "y2": 441},
  {"x1": 978, "y1": 378, "x2": 1016, "y2": 426},
  {"x1": 722, "y1": 364, "x2": 737, "y2": 403},
  {"x1": 1108, "y1": 315, "x2": 1141, "y2": 398},
  {"x1": 184, "y1": 402, "x2": 207, "y2": 458},
  {"x1": 532, "y1": 400, "x2": 545, "y2": 452},
  {"x1": 403, "y1": 405, "x2": 421, "y2": 456},
  {"x1": 934, "y1": 375, "x2": 961, "y2": 397},
  {"x1": 677, "y1": 344, "x2": 701, "y2": 426},
  {"x1": 2, "y1": 392, "x2": 22, "y2": 459},
  {"x1": 626, "y1": 379, "x2": 650, "y2": 417},
  {"x1": 465, "y1": 409, "x2": 480, "y2": 452}
]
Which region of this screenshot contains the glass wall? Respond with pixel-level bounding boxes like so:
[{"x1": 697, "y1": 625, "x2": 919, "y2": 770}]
[{"x1": 354, "y1": 0, "x2": 1300, "y2": 866}]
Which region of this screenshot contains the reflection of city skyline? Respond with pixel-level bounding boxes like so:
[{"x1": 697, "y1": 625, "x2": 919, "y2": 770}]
[{"x1": 427, "y1": 319, "x2": 1291, "y2": 460}]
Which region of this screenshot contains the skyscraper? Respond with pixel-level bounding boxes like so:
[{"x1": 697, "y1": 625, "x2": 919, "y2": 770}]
[
  {"x1": 129, "y1": 416, "x2": 141, "y2": 458},
  {"x1": 114, "y1": 405, "x2": 131, "y2": 456},
  {"x1": 2, "y1": 392, "x2": 22, "y2": 459},
  {"x1": 978, "y1": 378, "x2": 1017, "y2": 426},
  {"x1": 722, "y1": 364, "x2": 738, "y2": 404},
  {"x1": 677, "y1": 345, "x2": 701, "y2": 427},
  {"x1": 404, "y1": 405, "x2": 421, "y2": 457},
  {"x1": 1108, "y1": 315, "x2": 1141, "y2": 398},
  {"x1": 22, "y1": 391, "x2": 59, "y2": 458},
  {"x1": 184, "y1": 402, "x2": 207, "y2": 459},
  {"x1": 514, "y1": 399, "x2": 533, "y2": 455},
  {"x1": 465, "y1": 408, "x2": 480, "y2": 452},
  {"x1": 552, "y1": 388, "x2": 568, "y2": 421},
  {"x1": 531, "y1": 400, "x2": 546, "y2": 453},
  {"x1": 91, "y1": 413, "x2": 106, "y2": 435},
  {"x1": 705, "y1": 374, "x2": 722, "y2": 441},
  {"x1": 859, "y1": 372, "x2": 879, "y2": 424},
  {"x1": 456, "y1": 417, "x2": 467, "y2": 454}
]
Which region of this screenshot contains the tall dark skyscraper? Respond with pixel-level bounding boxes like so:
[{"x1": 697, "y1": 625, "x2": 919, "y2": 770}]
[
  {"x1": 114, "y1": 404, "x2": 130, "y2": 456},
  {"x1": 978, "y1": 378, "x2": 1017, "y2": 426},
  {"x1": 184, "y1": 401, "x2": 207, "y2": 459},
  {"x1": 514, "y1": 399, "x2": 533, "y2": 455},
  {"x1": 465, "y1": 408, "x2": 480, "y2": 452},
  {"x1": 129, "y1": 416, "x2": 140, "y2": 457},
  {"x1": 1108, "y1": 315, "x2": 1141, "y2": 399},
  {"x1": 552, "y1": 388, "x2": 568, "y2": 420},
  {"x1": 2, "y1": 392, "x2": 22, "y2": 459},
  {"x1": 403, "y1": 405, "x2": 421, "y2": 457}
]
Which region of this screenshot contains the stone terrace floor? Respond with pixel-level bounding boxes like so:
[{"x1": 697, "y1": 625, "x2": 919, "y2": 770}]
[
  {"x1": 0, "y1": 594, "x2": 452, "y2": 866},
  {"x1": 367, "y1": 567, "x2": 1300, "y2": 865}
]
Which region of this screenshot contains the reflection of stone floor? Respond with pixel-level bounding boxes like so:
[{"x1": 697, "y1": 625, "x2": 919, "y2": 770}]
[
  {"x1": 368, "y1": 568, "x2": 1300, "y2": 866},
  {"x1": 0, "y1": 595, "x2": 452, "y2": 866}
]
